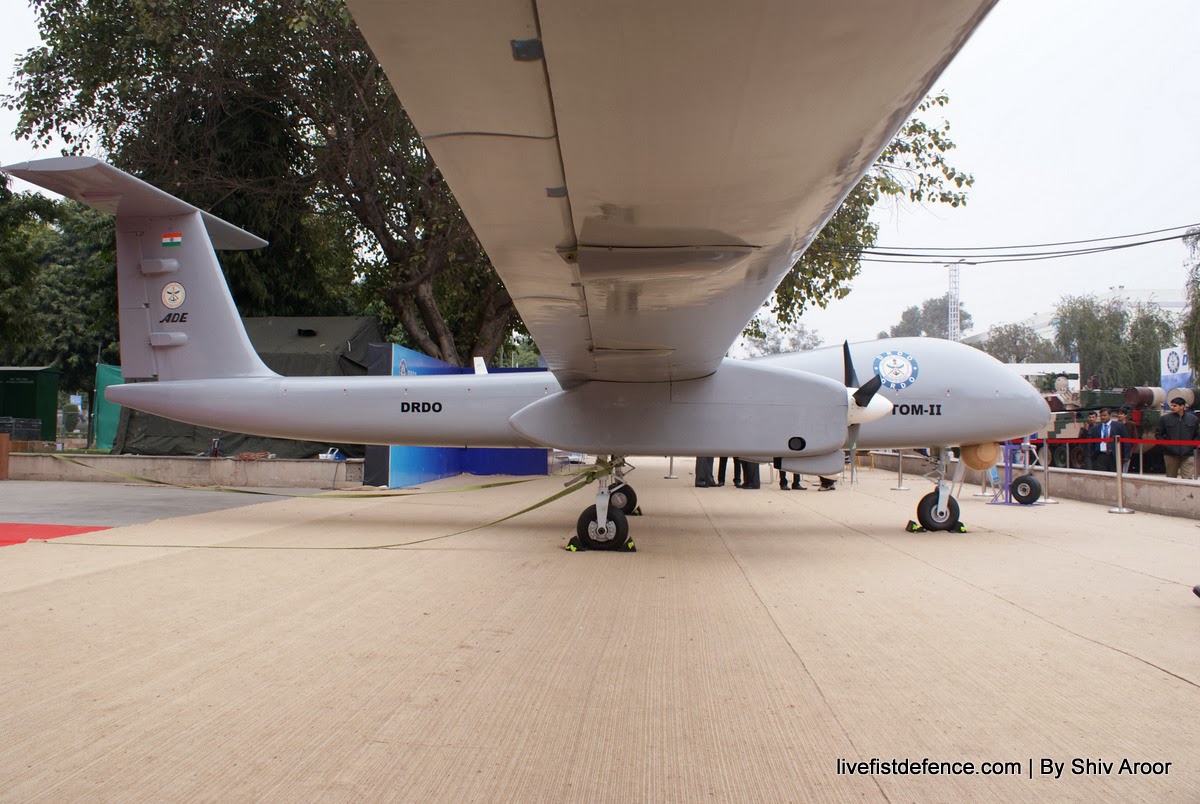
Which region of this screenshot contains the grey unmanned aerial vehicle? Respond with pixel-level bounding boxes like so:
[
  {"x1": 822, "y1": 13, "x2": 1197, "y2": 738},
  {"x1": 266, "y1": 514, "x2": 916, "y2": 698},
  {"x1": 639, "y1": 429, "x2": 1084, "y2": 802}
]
[{"x1": 5, "y1": 0, "x2": 1048, "y2": 547}]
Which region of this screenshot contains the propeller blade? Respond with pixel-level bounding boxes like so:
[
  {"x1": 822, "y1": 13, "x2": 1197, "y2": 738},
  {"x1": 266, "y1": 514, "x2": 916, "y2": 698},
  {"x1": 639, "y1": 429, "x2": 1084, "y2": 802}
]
[
  {"x1": 852, "y1": 374, "x2": 883, "y2": 408},
  {"x1": 842, "y1": 341, "x2": 859, "y2": 388}
]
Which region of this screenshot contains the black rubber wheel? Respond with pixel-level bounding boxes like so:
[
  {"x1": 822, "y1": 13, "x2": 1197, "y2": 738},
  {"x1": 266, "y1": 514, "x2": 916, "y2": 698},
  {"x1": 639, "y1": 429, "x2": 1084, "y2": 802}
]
[
  {"x1": 1052, "y1": 445, "x2": 1070, "y2": 468},
  {"x1": 916, "y1": 491, "x2": 961, "y2": 532},
  {"x1": 1069, "y1": 444, "x2": 1087, "y2": 469},
  {"x1": 609, "y1": 482, "x2": 638, "y2": 515},
  {"x1": 576, "y1": 505, "x2": 630, "y2": 550},
  {"x1": 1011, "y1": 474, "x2": 1042, "y2": 505}
]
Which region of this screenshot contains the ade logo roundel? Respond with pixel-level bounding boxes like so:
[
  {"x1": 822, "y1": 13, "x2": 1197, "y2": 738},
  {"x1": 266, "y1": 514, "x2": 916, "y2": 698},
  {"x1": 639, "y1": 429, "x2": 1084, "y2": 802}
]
[
  {"x1": 161, "y1": 282, "x2": 186, "y2": 309},
  {"x1": 873, "y1": 350, "x2": 920, "y2": 391}
]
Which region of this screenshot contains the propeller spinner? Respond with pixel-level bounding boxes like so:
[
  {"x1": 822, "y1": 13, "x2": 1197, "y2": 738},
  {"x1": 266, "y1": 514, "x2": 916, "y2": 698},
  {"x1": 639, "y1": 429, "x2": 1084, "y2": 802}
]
[{"x1": 843, "y1": 342, "x2": 892, "y2": 434}]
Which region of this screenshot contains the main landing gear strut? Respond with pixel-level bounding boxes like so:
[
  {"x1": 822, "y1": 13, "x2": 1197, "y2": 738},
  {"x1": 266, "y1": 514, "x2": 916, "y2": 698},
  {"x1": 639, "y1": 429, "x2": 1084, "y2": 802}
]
[
  {"x1": 912, "y1": 447, "x2": 965, "y2": 532},
  {"x1": 569, "y1": 456, "x2": 638, "y2": 552}
]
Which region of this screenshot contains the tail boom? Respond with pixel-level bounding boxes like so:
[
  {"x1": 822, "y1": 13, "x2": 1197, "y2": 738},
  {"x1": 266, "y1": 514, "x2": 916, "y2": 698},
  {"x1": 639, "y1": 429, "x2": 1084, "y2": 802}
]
[{"x1": 106, "y1": 373, "x2": 555, "y2": 448}]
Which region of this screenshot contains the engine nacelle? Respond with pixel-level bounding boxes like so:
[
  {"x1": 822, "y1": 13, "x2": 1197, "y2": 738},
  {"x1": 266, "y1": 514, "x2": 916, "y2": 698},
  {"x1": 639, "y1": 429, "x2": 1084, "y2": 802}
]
[
  {"x1": 509, "y1": 360, "x2": 848, "y2": 456},
  {"x1": 779, "y1": 452, "x2": 847, "y2": 476}
]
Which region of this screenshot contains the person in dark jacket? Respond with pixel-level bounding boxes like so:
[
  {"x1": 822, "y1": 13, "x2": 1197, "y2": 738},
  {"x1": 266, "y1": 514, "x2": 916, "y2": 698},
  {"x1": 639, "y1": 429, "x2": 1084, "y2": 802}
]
[
  {"x1": 1116, "y1": 406, "x2": 1134, "y2": 473},
  {"x1": 1093, "y1": 407, "x2": 1126, "y2": 472},
  {"x1": 1077, "y1": 411, "x2": 1096, "y2": 470},
  {"x1": 1155, "y1": 397, "x2": 1199, "y2": 479}
]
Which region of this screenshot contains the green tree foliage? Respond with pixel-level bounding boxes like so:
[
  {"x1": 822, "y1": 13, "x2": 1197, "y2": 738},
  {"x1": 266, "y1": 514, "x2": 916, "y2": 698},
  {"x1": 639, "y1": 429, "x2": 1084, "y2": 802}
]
[
  {"x1": 496, "y1": 334, "x2": 543, "y2": 369},
  {"x1": 10, "y1": 0, "x2": 355, "y2": 320},
  {"x1": 0, "y1": 181, "x2": 58, "y2": 344},
  {"x1": 1182, "y1": 228, "x2": 1200, "y2": 365},
  {"x1": 739, "y1": 316, "x2": 821, "y2": 358},
  {"x1": 878, "y1": 294, "x2": 972, "y2": 339},
  {"x1": 773, "y1": 94, "x2": 973, "y2": 330},
  {"x1": 128, "y1": 87, "x2": 358, "y2": 319},
  {"x1": 8, "y1": 1, "x2": 972, "y2": 364},
  {"x1": 0, "y1": 198, "x2": 121, "y2": 391},
  {"x1": 1052, "y1": 295, "x2": 1177, "y2": 388},
  {"x1": 977, "y1": 323, "x2": 1064, "y2": 363},
  {"x1": 7, "y1": 0, "x2": 502, "y2": 365}
]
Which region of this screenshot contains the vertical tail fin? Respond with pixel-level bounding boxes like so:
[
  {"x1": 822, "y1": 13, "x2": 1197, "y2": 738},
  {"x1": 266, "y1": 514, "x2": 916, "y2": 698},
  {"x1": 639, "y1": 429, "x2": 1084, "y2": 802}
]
[{"x1": 3, "y1": 157, "x2": 275, "y2": 381}]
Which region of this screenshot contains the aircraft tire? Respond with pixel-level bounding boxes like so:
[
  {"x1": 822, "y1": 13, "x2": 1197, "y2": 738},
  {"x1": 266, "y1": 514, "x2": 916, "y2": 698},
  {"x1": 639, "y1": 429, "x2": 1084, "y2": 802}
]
[
  {"x1": 609, "y1": 482, "x2": 638, "y2": 515},
  {"x1": 576, "y1": 505, "x2": 630, "y2": 550},
  {"x1": 916, "y1": 491, "x2": 960, "y2": 532},
  {"x1": 1068, "y1": 445, "x2": 1087, "y2": 469},
  {"x1": 1052, "y1": 445, "x2": 1070, "y2": 468},
  {"x1": 1011, "y1": 474, "x2": 1042, "y2": 505}
]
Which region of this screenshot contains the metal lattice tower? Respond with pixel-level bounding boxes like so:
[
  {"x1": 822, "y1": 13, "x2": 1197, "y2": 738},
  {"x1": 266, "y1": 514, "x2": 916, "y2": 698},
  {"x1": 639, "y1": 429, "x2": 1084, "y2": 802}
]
[{"x1": 947, "y1": 261, "x2": 961, "y2": 342}]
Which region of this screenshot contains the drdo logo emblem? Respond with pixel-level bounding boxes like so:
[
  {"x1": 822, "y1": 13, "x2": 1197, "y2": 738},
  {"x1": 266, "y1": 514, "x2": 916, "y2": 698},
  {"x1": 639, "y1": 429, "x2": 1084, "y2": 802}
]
[
  {"x1": 874, "y1": 350, "x2": 919, "y2": 390},
  {"x1": 1166, "y1": 350, "x2": 1181, "y2": 374}
]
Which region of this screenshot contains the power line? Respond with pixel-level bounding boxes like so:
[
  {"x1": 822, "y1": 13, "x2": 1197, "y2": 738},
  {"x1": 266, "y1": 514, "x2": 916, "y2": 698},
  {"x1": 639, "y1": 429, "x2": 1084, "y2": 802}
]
[
  {"x1": 858, "y1": 221, "x2": 1200, "y2": 253},
  {"x1": 808, "y1": 231, "x2": 1195, "y2": 266}
]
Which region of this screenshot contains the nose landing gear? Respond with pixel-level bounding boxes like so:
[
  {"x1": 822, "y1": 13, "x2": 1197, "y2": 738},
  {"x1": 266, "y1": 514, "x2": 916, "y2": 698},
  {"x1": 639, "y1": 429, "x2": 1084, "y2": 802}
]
[
  {"x1": 568, "y1": 456, "x2": 638, "y2": 552},
  {"x1": 916, "y1": 489, "x2": 961, "y2": 531},
  {"x1": 911, "y1": 447, "x2": 965, "y2": 533}
]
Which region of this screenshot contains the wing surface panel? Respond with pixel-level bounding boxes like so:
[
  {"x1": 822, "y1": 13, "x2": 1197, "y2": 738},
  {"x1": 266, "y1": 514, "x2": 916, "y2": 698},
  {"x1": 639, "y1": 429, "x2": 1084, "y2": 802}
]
[
  {"x1": 347, "y1": 0, "x2": 996, "y2": 384},
  {"x1": 424, "y1": 135, "x2": 594, "y2": 379}
]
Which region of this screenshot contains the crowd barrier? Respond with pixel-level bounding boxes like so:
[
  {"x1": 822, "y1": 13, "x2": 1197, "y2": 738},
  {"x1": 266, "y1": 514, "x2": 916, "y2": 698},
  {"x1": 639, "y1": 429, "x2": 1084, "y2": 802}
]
[
  {"x1": 874, "y1": 437, "x2": 1199, "y2": 519},
  {"x1": 1028, "y1": 436, "x2": 1199, "y2": 516}
]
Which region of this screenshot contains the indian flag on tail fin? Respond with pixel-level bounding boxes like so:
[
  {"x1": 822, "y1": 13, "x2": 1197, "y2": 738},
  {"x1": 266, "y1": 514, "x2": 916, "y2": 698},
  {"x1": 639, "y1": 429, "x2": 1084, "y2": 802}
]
[{"x1": 162, "y1": 232, "x2": 182, "y2": 247}]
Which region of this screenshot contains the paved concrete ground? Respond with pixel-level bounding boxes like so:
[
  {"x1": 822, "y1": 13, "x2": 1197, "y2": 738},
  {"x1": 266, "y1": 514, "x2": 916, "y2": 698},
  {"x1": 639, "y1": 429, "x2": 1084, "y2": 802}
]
[
  {"x1": 1, "y1": 461, "x2": 1198, "y2": 801},
  {"x1": 0, "y1": 480, "x2": 314, "y2": 527}
]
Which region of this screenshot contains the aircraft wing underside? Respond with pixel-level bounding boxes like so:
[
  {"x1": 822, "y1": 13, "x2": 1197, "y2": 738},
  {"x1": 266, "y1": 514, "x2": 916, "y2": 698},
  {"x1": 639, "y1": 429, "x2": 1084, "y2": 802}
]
[{"x1": 347, "y1": 0, "x2": 996, "y2": 386}]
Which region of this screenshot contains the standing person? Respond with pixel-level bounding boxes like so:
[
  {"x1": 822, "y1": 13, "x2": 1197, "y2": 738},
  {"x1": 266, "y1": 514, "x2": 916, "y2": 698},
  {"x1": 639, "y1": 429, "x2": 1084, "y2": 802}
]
[
  {"x1": 818, "y1": 476, "x2": 837, "y2": 491},
  {"x1": 694, "y1": 456, "x2": 716, "y2": 487},
  {"x1": 1155, "y1": 397, "x2": 1199, "y2": 479},
  {"x1": 716, "y1": 456, "x2": 730, "y2": 487},
  {"x1": 1116, "y1": 407, "x2": 1134, "y2": 474},
  {"x1": 737, "y1": 458, "x2": 761, "y2": 489},
  {"x1": 1078, "y1": 412, "x2": 1096, "y2": 470},
  {"x1": 773, "y1": 458, "x2": 806, "y2": 489},
  {"x1": 1093, "y1": 408, "x2": 1125, "y2": 472}
]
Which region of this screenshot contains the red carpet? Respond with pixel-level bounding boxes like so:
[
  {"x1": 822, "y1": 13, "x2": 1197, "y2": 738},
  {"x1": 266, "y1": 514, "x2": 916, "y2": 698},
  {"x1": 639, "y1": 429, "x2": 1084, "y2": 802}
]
[{"x1": 0, "y1": 523, "x2": 111, "y2": 547}]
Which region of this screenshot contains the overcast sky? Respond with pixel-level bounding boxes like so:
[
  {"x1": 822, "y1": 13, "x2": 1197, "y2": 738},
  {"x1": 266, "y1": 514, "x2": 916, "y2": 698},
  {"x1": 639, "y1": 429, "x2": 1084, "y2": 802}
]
[
  {"x1": 3, "y1": 0, "x2": 1198, "y2": 346},
  {"x1": 802, "y1": 0, "x2": 1200, "y2": 343}
]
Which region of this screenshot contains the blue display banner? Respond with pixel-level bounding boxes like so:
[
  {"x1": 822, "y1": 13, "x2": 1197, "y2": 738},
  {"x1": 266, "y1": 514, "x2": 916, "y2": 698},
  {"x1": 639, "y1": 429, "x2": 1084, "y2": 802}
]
[
  {"x1": 1159, "y1": 346, "x2": 1193, "y2": 407},
  {"x1": 392, "y1": 346, "x2": 460, "y2": 378},
  {"x1": 385, "y1": 346, "x2": 549, "y2": 487},
  {"x1": 388, "y1": 346, "x2": 464, "y2": 488}
]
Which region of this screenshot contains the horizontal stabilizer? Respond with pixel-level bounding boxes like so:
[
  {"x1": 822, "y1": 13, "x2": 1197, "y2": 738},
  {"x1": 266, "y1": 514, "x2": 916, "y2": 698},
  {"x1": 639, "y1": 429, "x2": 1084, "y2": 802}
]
[
  {"x1": 3, "y1": 157, "x2": 266, "y2": 251},
  {"x1": 4, "y1": 157, "x2": 274, "y2": 381}
]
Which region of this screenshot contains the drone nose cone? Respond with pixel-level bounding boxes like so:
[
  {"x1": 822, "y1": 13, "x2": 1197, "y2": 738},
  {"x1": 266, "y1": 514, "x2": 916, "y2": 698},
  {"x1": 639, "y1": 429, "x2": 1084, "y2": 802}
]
[
  {"x1": 1022, "y1": 384, "x2": 1053, "y2": 431},
  {"x1": 1002, "y1": 374, "x2": 1053, "y2": 435},
  {"x1": 848, "y1": 389, "x2": 893, "y2": 425}
]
